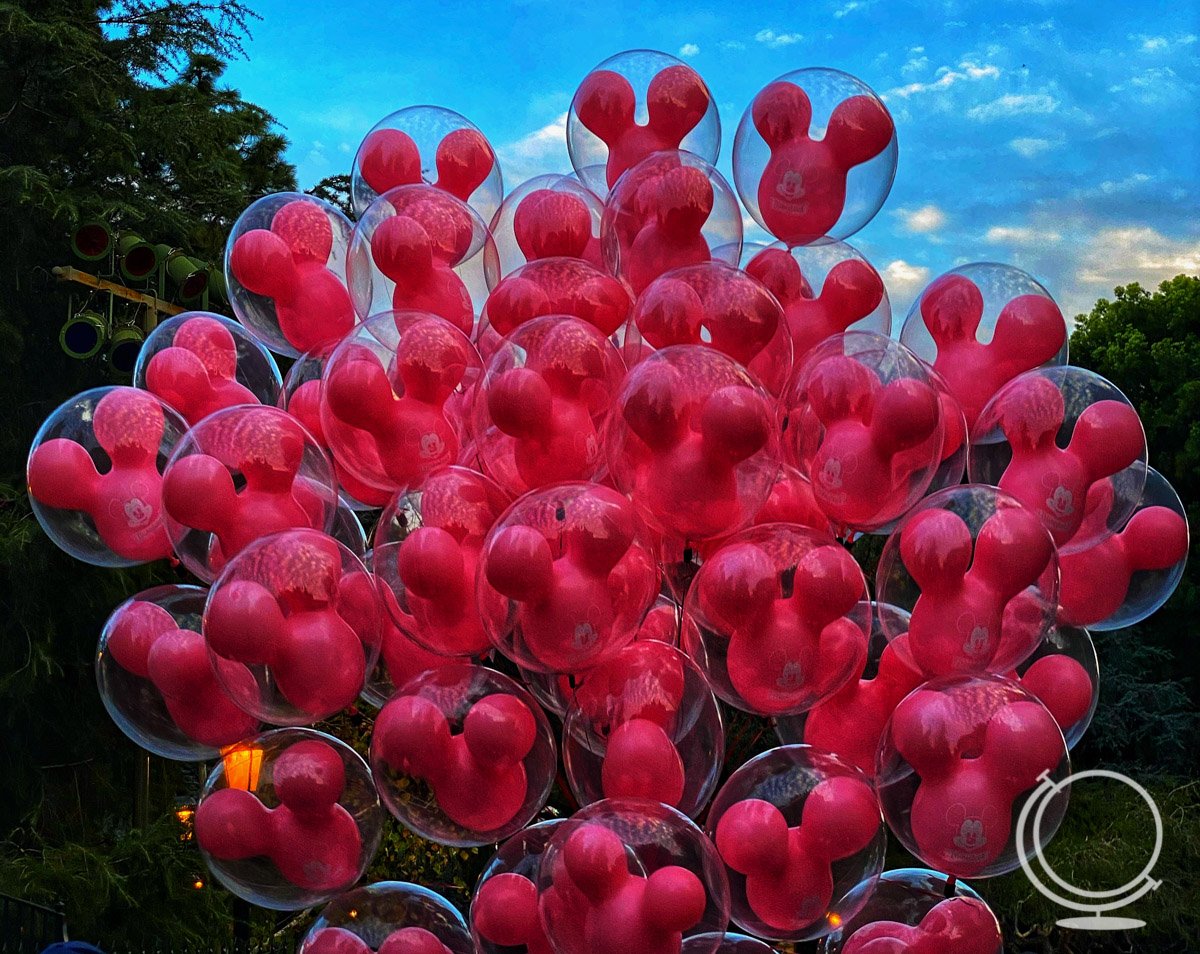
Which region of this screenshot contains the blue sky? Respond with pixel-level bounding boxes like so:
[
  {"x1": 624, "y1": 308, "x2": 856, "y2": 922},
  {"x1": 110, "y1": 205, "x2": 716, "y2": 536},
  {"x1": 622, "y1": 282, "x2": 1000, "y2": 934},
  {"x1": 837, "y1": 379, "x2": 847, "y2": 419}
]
[{"x1": 223, "y1": 0, "x2": 1199, "y2": 319}]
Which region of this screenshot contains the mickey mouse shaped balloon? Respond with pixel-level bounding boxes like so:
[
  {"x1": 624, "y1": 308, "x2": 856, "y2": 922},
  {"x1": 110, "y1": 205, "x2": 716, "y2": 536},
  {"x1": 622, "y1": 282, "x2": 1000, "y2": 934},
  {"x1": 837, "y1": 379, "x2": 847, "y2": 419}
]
[
  {"x1": 319, "y1": 312, "x2": 482, "y2": 496},
  {"x1": 900, "y1": 264, "x2": 1068, "y2": 428},
  {"x1": 478, "y1": 481, "x2": 660, "y2": 673},
  {"x1": 605, "y1": 345, "x2": 779, "y2": 545},
  {"x1": 631, "y1": 261, "x2": 793, "y2": 394},
  {"x1": 602, "y1": 151, "x2": 743, "y2": 295},
  {"x1": 97, "y1": 584, "x2": 259, "y2": 760},
  {"x1": 1057, "y1": 464, "x2": 1189, "y2": 630},
  {"x1": 161, "y1": 405, "x2": 339, "y2": 582},
  {"x1": 567, "y1": 49, "x2": 720, "y2": 197},
  {"x1": 969, "y1": 366, "x2": 1147, "y2": 550},
  {"x1": 1012, "y1": 624, "x2": 1098, "y2": 750},
  {"x1": 370, "y1": 665, "x2": 556, "y2": 846},
  {"x1": 203, "y1": 528, "x2": 381, "y2": 725},
  {"x1": 875, "y1": 485, "x2": 1059, "y2": 678},
  {"x1": 782, "y1": 333, "x2": 945, "y2": 534},
  {"x1": 301, "y1": 881, "x2": 475, "y2": 954},
  {"x1": 194, "y1": 728, "x2": 383, "y2": 910},
  {"x1": 135, "y1": 312, "x2": 282, "y2": 426},
  {"x1": 684, "y1": 523, "x2": 870, "y2": 716},
  {"x1": 876, "y1": 674, "x2": 1070, "y2": 878},
  {"x1": 733, "y1": 69, "x2": 896, "y2": 246},
  {"x1": 472, "y1": 315, "x2": 626, "y2": 494},
  {"x1": 484, "y1": 173, "x2": 605, "y2": 285},
  {"x1": 537, "y1": 799, "x2": 731, "y2": 954},
  {"x1": 744, "y1": 241, "x2": 890, "y2": 370},
  {"x1": 351, "y1": 105, "x2": 503, "y2": 223},
  {"x1": 707, "y1": 746, "x2": 885, "y2": 942},
  {"x1": 372, "y1": 465, "x2": 511, "y2": 659},
  {"x1": 226, "y1": 193, "x2": 357, "y2": 357},
  {"x1": 348, "y1": 184, "x2": 493, "y2": 331},
  {"x1": 472, "y1": 819, "x2": 566, "y2": 954},
  {"x1": 27, "y1": 386, "x2": 188, "y2": 566},
  {"x1": 563, "y1": 640, "x2": 724, "y2": 817}
]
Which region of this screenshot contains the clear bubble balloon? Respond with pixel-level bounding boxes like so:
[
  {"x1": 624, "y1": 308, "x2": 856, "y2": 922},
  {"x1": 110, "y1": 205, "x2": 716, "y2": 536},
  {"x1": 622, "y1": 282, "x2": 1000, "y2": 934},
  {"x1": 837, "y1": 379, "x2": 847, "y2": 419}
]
[
  {"x1": 819, "y1": 868, "x2": 1001, "y2": 954},
  {"x1": 683, "y1": 934, "x2": 780, "y2": 954},
  {"x1": 567, "y1": 50, "x2": 720, "y2": 198},
  {"x1": 899, "y1": 263, "x2": 1068, "y2": 428},
  {"x1": 537, "y1": 798, "x2": 731, "y2": 954},
  {"x1": 318, "y1": 312, "x2": 482, "y2": 496},
  {"x1": 630, "y1": 261, "x2": 793, "y2": 394},
  {"x1": 874, "y1": 484, "x2": 1059, "y2": 678},
  {"x1": 161, "y1": 405, "x2": 339, "y2": 582},
  {"x1": 300, "y1": 881, "x2": 474, "y2": 954},
  {"x1": 194, "y1": 727, "x2": 383, "y2": 910},
  {"x1": 351, "y1": 105, "x2": 504, "y2": 224},
  {"x1": 968, "y1": 366, "x2": 1148, "y2": 552},
  {"x1": 472, "y1": 315, "x2": 626, "y2": 494},
  {"x1": 781, "y1": 332, "x2": 945, "y2": 534},
  {"x1": 775, "y1": 602, "x2": 923, "y2": 778},
  {"x1": 876, "y1": 674, "x2": 1070, "y2": 878},
  {"x1": 563, "y1": 640, "x2": 724, "y2": 817},
  {"x1": 27, "y1": 386, "x2": 188, "y2": 566},
  {"x1": 683, "y1": 523, "x2": 870, "y2": 716},
  {"x1": 134, "y1": 311, "x2": 282, "y2": 426},
  {"x1": 97, "y1": 584, "x2": 259, "y2": 760},
  {"x1": 347, "y1": 184, "x2": 493, "y2": 329},
  {"x1": 225, "y1": 192, "x2": 356, "y2": 357},
  {"x1": 1058, "y1": 463, "x2": 1189, "y2": 630},
  {"x1": 605, "y1": 345, "x2": 779, "y2": 544},
  {"x1": 372, "y1": 465, "x2": 511, "y2": 658},
  {"x1": 477, "y1": 481, "x2": 660, "y2": 673},
  {"x1": 706, "y1": 745, "x2": 886, "y2": 942},
  {"x1": 370, "y1": 665, "x2": 556, "y2": 846},
  {"x1": 744, "y1": 240, "x2": 890, "y2": 370},
  {"x1": 602, "y1": 151, "x2": 742, "y2": 296},
  {"x1": 484, "y1": 173, "x2": 605, "y2": 285},
  {"x1": 203, "y1": 528, "x2": 381, "y2": 725},
  {"x1": 733, "y1": 68, "x2": 897, "y2": 246},
  {"x1": 471, "y1": 819, "x2": 567, "y2": 954},
  {"x1": 1014, "y1": 624, "x2": 1098, "y2": 750}
]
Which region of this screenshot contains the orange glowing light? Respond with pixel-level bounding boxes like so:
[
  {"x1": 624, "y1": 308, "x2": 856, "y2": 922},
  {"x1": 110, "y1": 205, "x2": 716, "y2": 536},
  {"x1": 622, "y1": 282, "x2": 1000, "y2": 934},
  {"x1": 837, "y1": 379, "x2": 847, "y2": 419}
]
[
  {"x1": 192, "y1": 879, "x2": 205, "y2": 890},
  {"x1": 828, "y1": 912, "x2": 843, "y2": 927},
  {"x1": 221, "y1": 743, "x2": 264, "y2": 791}
]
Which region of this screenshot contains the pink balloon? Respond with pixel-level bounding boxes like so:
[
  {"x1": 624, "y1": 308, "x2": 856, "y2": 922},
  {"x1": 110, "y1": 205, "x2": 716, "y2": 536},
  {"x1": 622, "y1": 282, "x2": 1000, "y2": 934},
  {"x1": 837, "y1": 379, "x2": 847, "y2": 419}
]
[
  {"x1": 1019, "y1": 654, "x2": 1094, "y2": 735},
  {"x1": 475, "y1": 871, "x2": 552, "y2": 954},
  {"x1": 514, "y1": 188, "x2": 603, "y2": 266},
  {"x1": 144, "y1": 316, "x2": 259, "y2": 425},
  {"x1": 483, "y1": 257, "x2": 633, "y2": 340},
  {"x1": 842, "y1": 896, "x2": 1002, "y2": 954}
]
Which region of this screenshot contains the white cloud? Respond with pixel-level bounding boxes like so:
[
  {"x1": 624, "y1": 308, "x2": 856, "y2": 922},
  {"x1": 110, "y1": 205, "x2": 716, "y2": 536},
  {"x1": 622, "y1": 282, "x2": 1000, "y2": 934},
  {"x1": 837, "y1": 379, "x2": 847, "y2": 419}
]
[
  {"x1": 719, "y1": 39, "x2": 747, "y2": 51},
  {"x1": 1140, "y1": 35, "x2": 1168, "y2": 51},
  {"x1": 497, "y1": 113, "x2": 569, "y2": 184},
  {"x1": 895, "y1": 204, "x2": 947, "y2": 234},
  {"x1": 1076, "y1": 227, "x2": 1200, "y2": 289},
  {"x1": 901, "y1": 47, "x2": 929, "y2": 76},
  {"x1": 1009, "y1": 136, "x2": 1062, "y2": 158},
  {"x1": 679, "y1": 43, "x2": 700, "y2": 58},
  {"x1": 985, "y1": 225, "x2": 1062, "y2": 244},
  {"x1": 754, "y1": 28, "x2": 803, "y2": 48},
  {"x1": 885, "y1": 61, "x2": 1000, "y2": 98},
  {"x1": 834, "y1": 0, "x2": 865, "y2": 16},
  {"x1": 882, "y1": 260, "x2": 932, "y2": 308},
  {"x1": 966, "y1": 92, "x2": 1059, "y2": 120},
  {"x1": 1099, "y1": 172, "x2": 1153, "y2": 194}
]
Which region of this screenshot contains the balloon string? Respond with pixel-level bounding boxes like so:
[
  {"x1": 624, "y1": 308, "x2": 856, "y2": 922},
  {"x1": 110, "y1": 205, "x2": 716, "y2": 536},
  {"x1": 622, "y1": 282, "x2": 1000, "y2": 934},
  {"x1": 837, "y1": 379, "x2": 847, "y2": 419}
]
[{"x1": 944, "y1": 875, "x2": 957, "y2": 897}]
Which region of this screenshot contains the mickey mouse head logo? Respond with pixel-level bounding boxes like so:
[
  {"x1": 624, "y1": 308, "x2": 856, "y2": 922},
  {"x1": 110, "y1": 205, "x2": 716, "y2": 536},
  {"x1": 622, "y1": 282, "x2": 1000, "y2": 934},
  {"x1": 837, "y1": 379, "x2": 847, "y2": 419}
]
[
  {"x1": 946, "y1": 802, "x2": 994, "y2": 857},
  {"x1": 820, "y1": 456, "x2": 844, "y2": 489},
  {"x1": 420, "y1": 433, "x2": 445, "y2": 459},
  {"x1": 1046, "y1": 484, "x2": 1074, "y2": 519},
  {"x1": 777, "y1": 169, "x2": 806, "y2": 202},
  {"x1": 957, "y1": 614, "x2": 991, "y2": 658},
  {"x1": 776, "y1": 659, "x2": 803, "y2": 689},
  {"x1": 124, "y1": 497, "x2": 152, "y2": 529},
  {"x1": 953, "y1": 816, "x2": 987, "y2": 852},
  {"x1": 574, "y1": 620, "x2": 599, "y2": 650}
]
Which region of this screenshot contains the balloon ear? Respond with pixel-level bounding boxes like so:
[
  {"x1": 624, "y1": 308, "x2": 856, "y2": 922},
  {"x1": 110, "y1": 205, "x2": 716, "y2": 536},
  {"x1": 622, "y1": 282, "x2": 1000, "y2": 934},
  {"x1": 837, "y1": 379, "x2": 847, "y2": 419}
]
[
  {"x1": 655, "y1": 165, "x2": 714, "y2": 236},
  {"x1": 474, "y1": 873, "x2": 540, "y2": 948},
  {"x1": 204, "y1": 579, "x2": 285, "y2": 664},
  {"x1": 973, "y1": 506, "x2": 1055, "y2": 598},
  {"x1": 272, "y1": 200, "x2": 334, "y2": 264},
  {"x1": 642, "y1": 866, "x2": 707, "y2": 934},
  {"x1": 989, "y1": 294, "x2": 1066, "y2": 370},
  {"x1": 27, "y1": 438, "x2": 100, "y2": 512},
  {"x1": 901, "y1": 508, "x2": 974, "y2": 591},
  {"x1": 174, "y1": 315, "x2": 239, "y2": 380},
  {"x1": 230, "y1": 228, "x2": 298, "y2": 299},
  {"x1": 146, "y1": 347, "x2": 211, "y2": 414},
  {"x1": 375, "y1": 694, "x2": 452, "y2": 778},
  {"x1": 806, "y1": 355, "x2": 877, "y2": 427},
  {"x1": 359, "y1": 128, "x2": 422, "y2": 194},
  {"x1": 645, "y1": 65, "x2": 709, "y2": 140},
  {"x1": 302, "y1": 927, "x2": 374, "y2": 954},
  {"x1": 921, "y1": 273, "x2": 983, "y2": 345},
  {"x1": 575, "y1": 69, "x2": 636, "y2": 146},
  {"x1": 795, "y1": 545, "x2": 864, "y2": 624},
  {"x1": 997, "y1": 375, "x2": 1064, "y2": 449},
  {"x1": 562, "y1": 823, "x2": 627, "y2": 900},
  {"x1": 325, "y1": 352, "x2": 395, "y2": 431},
  {"x1": 982, "y1": 700, "x2": 1063, "y2": 794},
  {"x1": 745, "y1": 247, "x2": 809, "y2": 305},
  {"x1": 622, "y1": 363, "x2": 687, "y2": 450},
  {"x1": 398, "y1": 527, "x2": 466, "y2": 601},
  {"x1": 463, "y1": 693, "x2": 536, "y2": 765},
  {"x1": 1068, "y1": 400, "x2": 1145, "y2": 483},
  {"x1": 486, "y1": 275, "x2": 552, "y2": 336},
  {"x1": 700, "y1": 386, "x2": 771, "y2": 464},
  {"x1": 373, "y1": 214, "x2": 434, "y2": 280},
  {"x1": 752, "y1": 81, "x2": 812, "y2": 149},
  {"x1": 819, "y1": 259, "x2": 885, "y2": 327},
  {"x1": 195, "y1": 787, "x2": 272, "y2": 859},
  {"x1": 108, "y1": 600, "x2": 177, "y2": 678},
  {"x1": 635, "y1": 277, "x2": 706, "y2": 349},
  {"x1": 1021, "y1": 654, "x2": 1093, "y2": 731},
  {"x1": 515, "y1": 190, "x2": 592, "y2": 261},
  {"x1": 435, "y1": 127, "x2": 494, "y2": 201},
  {"x1": 870, "y1": 378, "x2": 940, "y2": 455},
  {"x1": 697, "y1": 542, "x2": 776, "y2": 631},
  {"x1": 486, "y1": 525, "x2": 554, "y2": 601},
  {"x1": 274, "y1": 739, "x2": 346, "y2": 812},
  {"x1": 799, "y1": 775, "x2": 880, "y2": 859},
  {"x1": 570, "y1": 274, "x2": 633, "y2": 336},
  {"x1": 488, "y1": 367, "x2": 553, "y2": 439},
  {"x1": 890, "y1": 688, "x2": 962, "y2": 776},
  {"x1": 824, "y1": 94, "x2": 894, "y2": 170},
  {"x1": 715, "y1": 798, "x2": 789, "y2": 875},
  {"x1": 163, "y1": 453, "x2": 237, "y2": 534},
  {"x1": 1122, "y1": 505, "x2": 1189, "y2": 570},
  {"x1": 918, "y1": 897, "x2": 1001, "y2": 946},
  {"x1": 94, "y1": 389, "x2": 167, "y2": 461}
]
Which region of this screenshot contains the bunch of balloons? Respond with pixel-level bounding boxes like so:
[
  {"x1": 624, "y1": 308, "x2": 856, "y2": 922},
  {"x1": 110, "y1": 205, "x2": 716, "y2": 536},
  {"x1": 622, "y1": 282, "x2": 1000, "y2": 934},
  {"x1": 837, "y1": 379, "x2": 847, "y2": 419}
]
[{"x1": 29, "y1": 48, "x2": 1188, "y2": 954}]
